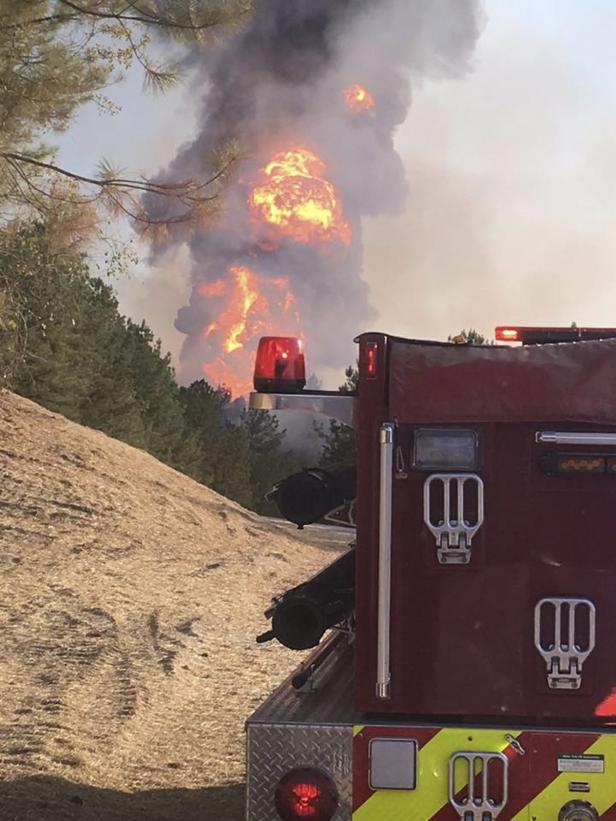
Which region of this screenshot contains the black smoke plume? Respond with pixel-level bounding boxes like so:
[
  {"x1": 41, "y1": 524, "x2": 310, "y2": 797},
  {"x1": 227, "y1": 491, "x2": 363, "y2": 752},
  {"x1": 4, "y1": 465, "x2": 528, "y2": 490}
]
[{"x1": 147, "y1": 0, "x2": 483, "y2": 390}]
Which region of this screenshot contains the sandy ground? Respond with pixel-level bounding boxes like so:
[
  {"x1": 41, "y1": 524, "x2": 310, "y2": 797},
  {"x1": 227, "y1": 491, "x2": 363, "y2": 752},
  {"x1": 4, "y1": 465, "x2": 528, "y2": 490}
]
[{"x1": 0, "y1": 391, "x2": 350, "y2": 820}]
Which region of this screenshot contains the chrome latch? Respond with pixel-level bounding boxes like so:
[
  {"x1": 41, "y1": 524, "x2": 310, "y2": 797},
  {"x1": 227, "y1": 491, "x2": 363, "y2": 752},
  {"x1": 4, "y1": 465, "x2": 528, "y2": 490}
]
[
  {"x1": 424, "y1": 474, "x2": 484, "y2": 565},
  {"x1": 449, "y1": 751, "x2": 509, "y2": 821},
  {"x1": 534, "y1": 598, "x2": 596, "y2": 690}
]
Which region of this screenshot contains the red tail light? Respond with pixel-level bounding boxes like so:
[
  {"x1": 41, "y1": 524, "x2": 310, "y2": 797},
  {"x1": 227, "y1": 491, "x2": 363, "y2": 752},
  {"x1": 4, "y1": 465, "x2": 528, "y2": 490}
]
[
  {"x1": 360, "y1": 340, "x2": 379, "y2": 379},
  {"x1": 496, "y1": 325, "x2": 616, "y2": 344},
  {"x1": 495, "y1": 327, "x2": 521, "y2": 342},
  {"x1": 253, "y1": 336, "x2": 306, "y2": 393},
  {"x1": 274, "y1": 767, "x2": 338, "y2": 821}
]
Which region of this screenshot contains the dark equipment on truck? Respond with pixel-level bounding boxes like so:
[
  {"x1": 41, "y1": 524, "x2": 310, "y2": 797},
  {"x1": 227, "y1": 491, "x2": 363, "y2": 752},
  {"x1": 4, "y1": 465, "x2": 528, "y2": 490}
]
[{"x1": 257, "y1": 548, "x2": 355, "y2": 650}]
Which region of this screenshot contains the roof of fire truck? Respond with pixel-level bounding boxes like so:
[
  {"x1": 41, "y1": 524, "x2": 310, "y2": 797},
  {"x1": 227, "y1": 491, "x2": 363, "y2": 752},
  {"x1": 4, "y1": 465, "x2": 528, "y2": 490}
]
[{"x1": 358, "y1": 330, "x2": 616, "y2": 426}]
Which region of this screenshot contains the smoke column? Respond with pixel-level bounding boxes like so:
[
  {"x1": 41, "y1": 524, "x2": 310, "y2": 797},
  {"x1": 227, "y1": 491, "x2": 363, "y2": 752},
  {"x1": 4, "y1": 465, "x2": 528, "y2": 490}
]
[{"x1": 148, "y1": 0, "x2": 484, "y2": 394}]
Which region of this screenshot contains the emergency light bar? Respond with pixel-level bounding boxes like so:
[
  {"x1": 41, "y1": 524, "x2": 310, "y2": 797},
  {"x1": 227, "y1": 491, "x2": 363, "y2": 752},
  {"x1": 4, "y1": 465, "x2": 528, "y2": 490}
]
[
  {"x1": 496, "y1": 326, "x2": 616, "y2": 344},
  {"x1": 253, "y1": 336, "x2": 306, "y2": 393}
]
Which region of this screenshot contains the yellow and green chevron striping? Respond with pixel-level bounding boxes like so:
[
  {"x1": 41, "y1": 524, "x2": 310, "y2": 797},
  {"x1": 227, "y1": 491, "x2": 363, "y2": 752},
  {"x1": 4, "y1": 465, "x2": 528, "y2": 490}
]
[{"x1": 352, "y1": 724, "x2": 616, "y2": 820}]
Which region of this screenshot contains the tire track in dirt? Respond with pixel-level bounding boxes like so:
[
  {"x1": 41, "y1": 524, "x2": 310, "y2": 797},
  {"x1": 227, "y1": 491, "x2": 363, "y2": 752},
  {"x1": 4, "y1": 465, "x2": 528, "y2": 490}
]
[{"x1": 0, "y1": 391, "x2": 348, "y2": 819}]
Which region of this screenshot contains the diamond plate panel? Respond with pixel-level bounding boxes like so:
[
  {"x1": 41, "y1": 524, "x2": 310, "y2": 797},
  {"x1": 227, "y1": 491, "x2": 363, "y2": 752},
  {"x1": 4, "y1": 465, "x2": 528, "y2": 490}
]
[{"x1": 247, "y1": 722, "x2": 353, "y2": 821}]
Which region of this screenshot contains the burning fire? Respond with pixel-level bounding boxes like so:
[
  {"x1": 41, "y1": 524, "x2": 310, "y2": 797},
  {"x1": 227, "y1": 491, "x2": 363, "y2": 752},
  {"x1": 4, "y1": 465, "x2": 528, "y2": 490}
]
[
  {"x1": 201, "y1": 147, "x2": 353, "y2": 394},
  {"x1": 344, "y1": 84, "x2": 375, "y2": 114},
  {"x1": 248, "y1": 147, "x2": 351, "y2": 246},
  {"x1": 200, "y1": 265, "x2": 302, "y2": 396}
]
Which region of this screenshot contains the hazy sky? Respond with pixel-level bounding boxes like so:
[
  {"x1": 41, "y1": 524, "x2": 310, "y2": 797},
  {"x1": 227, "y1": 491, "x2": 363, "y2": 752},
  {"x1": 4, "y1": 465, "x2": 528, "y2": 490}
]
[
  {"x1": 57, "y1": 0, "x2": 616, "y2": 368},
  {"x1": 366, "y1": 0, "x2": 616, "y2": 342}
]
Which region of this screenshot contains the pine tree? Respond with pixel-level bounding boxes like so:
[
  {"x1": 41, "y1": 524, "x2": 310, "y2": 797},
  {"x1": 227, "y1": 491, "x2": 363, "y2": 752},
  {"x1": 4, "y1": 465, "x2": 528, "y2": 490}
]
[
  {"x1": 212, "y1": 424, "x2": 253, "y2": 508},
  {"x1": 0, "y1": 0, "x2": 250, "y2": 225},
  {"x1": 122, "y1": 319, "x2": 200, "y2": 475},
  {"x1": 77, "y1": 279, "x2": 147, "y2": 446},
  {"x1": 6, "y1": 217, "x2": 336, "y2": 511},
  {"x1": 6, "y1": 218, "x2": 201, "y2": 477},
  {"x1": 340, "y1": 363, "x2": 359, "y2": 393},
  {"x1": 243, "y1": 409, "x2": 288, "y2": 512},
  {"x1": 448, "y1": 329, "x2": 488, "y2": 344},
  {"x1": 7, "y1": 221, "x2": 93, "y2": 419},
  {"x1": 315, "y1": 363, "x2": 358, "y2": 465},
  {"x1": 179, "y1": 380, "x2": 231, "y2": 486},
  {"x1": 315, "y1": 420, "x2": 355, "y2": 466}
]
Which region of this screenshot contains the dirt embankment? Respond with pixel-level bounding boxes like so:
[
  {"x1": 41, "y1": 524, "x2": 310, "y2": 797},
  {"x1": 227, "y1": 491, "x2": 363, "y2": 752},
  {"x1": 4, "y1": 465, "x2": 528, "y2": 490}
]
[{"x1": 0, "y1": 391, "x2": 347, "y2": 820}]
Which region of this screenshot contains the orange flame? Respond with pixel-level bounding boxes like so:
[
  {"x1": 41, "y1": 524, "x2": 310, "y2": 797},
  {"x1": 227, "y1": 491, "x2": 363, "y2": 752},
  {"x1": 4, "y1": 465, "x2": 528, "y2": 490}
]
[
  {"x1": 344, "y1": 84, "x2": 375, "y2": 114},
  {"x1": 248, "y1": 147, "x2": 351, "y2": 245},
  {"x1": 200, "y1": 265, "x2": 302, "y2": 397},
  {"x1": 225, "y1": 266, "x2": 259, "y2": 353},
  {"x1": 198, "y1": 280, "x2": 227, "y2": 297}
]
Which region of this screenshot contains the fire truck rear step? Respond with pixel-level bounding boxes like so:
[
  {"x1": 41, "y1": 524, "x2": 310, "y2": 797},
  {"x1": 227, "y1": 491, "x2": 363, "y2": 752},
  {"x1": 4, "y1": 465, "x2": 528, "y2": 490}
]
[{"x1": 246, "y1": 635, "x2": 355, "y2": 821}]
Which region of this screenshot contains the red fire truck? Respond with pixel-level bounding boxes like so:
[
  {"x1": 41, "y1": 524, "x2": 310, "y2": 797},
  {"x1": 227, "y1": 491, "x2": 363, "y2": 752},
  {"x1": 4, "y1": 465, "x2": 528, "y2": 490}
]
[{"x1": 246, "y1": 327, "x2": 616, "y2": 821}]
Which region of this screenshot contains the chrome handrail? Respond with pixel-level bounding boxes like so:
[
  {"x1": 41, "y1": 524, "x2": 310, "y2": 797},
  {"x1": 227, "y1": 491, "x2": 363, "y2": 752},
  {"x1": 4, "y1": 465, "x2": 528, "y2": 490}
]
[
  {"x1": 376, "y1": 422, "x2": 394, "y2": 699},
  {"x1": 536, "y1": 431, "x2": 616, "y2": 446}
]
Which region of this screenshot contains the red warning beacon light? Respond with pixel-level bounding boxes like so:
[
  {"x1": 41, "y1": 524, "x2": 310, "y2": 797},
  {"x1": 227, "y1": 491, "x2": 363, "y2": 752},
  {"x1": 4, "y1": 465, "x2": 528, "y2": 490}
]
[{"x1": 253, "y1": 336, "x2": 306, "y2": 394}]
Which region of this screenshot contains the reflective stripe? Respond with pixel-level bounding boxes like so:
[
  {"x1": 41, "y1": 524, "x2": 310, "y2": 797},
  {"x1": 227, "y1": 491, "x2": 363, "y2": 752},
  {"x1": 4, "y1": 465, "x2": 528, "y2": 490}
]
[
  {"x1": 353, "y1": 727, "x2": 520, "y2": 820},
  {"x1": 517, "y1": 735, "x2": 616, "y2": 820}
]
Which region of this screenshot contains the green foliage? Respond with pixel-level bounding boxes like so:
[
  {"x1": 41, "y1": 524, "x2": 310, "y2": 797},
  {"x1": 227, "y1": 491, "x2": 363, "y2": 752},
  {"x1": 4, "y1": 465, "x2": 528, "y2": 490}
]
[
  {"x1": 0, "y1": 0, "x2": 251, "y2": 223},
  {"x1": 448, "y1": 328, "x2": 488, "y2": 345},
  {"x1": 0, "y1": 280, "x2": 23, "y2": 386},
  {"x1": 339, "y1": 363, "x2": 359, "y2": 393},
  {"x1": 178, "y1": 386, "x2": 308, "y2": 511},
  {"x1": 313, "y1": 362, "x2": 358, "y2": 466},
  {"x1": 179, "y1": 380, "x2": 230, "y2": 486},
  {"x1": 4, "y1": 218, "x2": 201, "y2": 477},
  {"x1": 0, "y1": 1, "x2": 107, "y2": 158},
  {"x1": 212, "y1": 424, "x2": 253, "y2": 508},
  {"x1": 77, "y1": 283, "x2": 149, "y2": 446},
  {"x1": 0, "y1": 219, "x2": 89, "y2": 399},
  {"x1": 315, "y1": 419, "x2": 357, "y2": 466},
  {"x1": 242, "y1": 410, "x2": 309, "y2": 513},
  {"x1": 2, "y1": 217, "x2": 335, "y2": 513},
  {"x1": 178, "y1": 379, "x2": 253, "y2": 503},
  {"x1": 243, "y1": 409, "x2": 286, "y2": 507},
  {"x1": 123, "y1": 319, "x2": 201, "y2": 473}
]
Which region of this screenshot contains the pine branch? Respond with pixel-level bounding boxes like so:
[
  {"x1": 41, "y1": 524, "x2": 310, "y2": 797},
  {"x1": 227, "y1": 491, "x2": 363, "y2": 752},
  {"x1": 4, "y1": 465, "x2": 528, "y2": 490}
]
[
  {"x1": 1, "y1": 0, "x2": 251, "y2": 32},
  {"x1": 1, "y1": 152, "x2": 230, "y2": 200},
  {"x1": 117, "y1": 20, "x2": 179, "y2": 92},
  {"x1": 1, "y1": 151, "x2": 232, "y2": 228}
]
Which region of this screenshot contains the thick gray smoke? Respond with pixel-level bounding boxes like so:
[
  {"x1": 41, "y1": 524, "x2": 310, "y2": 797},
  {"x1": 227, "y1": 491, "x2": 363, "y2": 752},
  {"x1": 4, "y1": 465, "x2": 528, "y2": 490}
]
[{"x1": 149, "y1": 0, "x2": 483, "y2": 390}]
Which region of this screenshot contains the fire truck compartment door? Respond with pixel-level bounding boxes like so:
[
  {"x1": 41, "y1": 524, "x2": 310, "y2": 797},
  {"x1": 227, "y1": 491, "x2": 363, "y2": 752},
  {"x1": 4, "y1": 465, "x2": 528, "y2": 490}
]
[{"x1": 354, "y1": 725, "x2": 616, "y2": 820}]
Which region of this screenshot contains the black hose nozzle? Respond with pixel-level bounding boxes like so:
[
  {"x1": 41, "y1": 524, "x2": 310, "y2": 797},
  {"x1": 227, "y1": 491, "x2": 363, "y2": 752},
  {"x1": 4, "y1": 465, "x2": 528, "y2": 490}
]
[
  {"x1": 268, "y1": 464, "x2": 356, "y2": 528},
  {"x1": 262, "y1": 548, "x2": 355, "y2": 650}
]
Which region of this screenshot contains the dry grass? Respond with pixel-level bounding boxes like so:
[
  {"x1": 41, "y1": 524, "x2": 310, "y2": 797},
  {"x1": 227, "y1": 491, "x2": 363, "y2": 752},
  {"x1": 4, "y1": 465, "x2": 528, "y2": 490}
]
[{"x1": 0, "y1": 392, "x2": 347, "y2": 820}]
